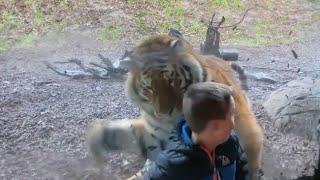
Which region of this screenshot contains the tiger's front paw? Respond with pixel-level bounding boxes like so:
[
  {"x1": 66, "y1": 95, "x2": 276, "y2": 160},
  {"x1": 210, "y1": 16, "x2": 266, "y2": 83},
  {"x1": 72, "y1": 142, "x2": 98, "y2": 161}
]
[
  {"x1": 86, "y1": 120, "x2": 109, "y2": 161},
  {"x1": 250, "y1": 169, "x2": 265, "y2": 180},
  {"x1": 86, "y1": 119, "x2": 140, "y2": 161}
]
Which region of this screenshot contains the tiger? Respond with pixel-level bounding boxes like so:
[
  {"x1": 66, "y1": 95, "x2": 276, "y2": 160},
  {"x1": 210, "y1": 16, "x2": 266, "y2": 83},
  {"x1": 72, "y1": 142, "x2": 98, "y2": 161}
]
[{"x1": 87, "y1": 34, "x2": 264, "y2": 179}]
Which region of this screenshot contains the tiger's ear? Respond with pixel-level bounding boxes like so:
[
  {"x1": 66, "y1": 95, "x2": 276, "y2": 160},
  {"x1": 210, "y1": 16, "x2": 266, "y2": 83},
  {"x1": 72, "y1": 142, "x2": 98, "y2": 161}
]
[
  {"x1": 226, "y1": 85, "x2": 235, "y2": 97},
  {"x1": 119, "y1": 55, "x2": 145, "y2": 71},
  {"x1": 170, "y1": 39, "x2": 183, "y2": 49},
  {"x1": 168, "y1": 29, "x2": 191, "y2": 46},
  {"x1": 119, "y1": 58, "x2": 136, "y2": 69}
]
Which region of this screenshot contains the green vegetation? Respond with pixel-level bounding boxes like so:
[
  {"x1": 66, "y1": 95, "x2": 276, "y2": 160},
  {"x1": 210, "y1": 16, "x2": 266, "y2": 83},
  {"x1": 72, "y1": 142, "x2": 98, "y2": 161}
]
[
  {"x1": 225, "y1": 19, "x2": 299, "y2": 47},
  {"x1": 0, "y1": 34, "x2": 37, "y2": 51},
  {"x1": 136, "y1": 19, "x2": 149, "y2": 33},
  {"x1": 187, "y1": 22, "x2": 207, "y2": 43},
  {"x1": 127, "y1": 0, "x2": 188, "y2": 34},
  {"x1": 15, "y1": 34, "x2": 37, "y2": 48},
  {"x1": 278, "y1": 15, "x2": 289, "y2": 23},
  {"x1": 97, "y1": 24, "x2": 123, "y2": 43},
  {"x1": 210, "y1": 0, "x2": 243, "y2": 10},
  {"x1": 252, "y1": 20, "x2": 269, "y2": 46},
  {"x1": 23, "y1": 0, "x2": 32, "y2": 6},
  {"x1": 0, "y1": 12, "x2": 20, "y2": 31},
  {"x1": 0, "y1": 0, "x2": 73, "y2": 51},
  {"x1": 265, "y1": 0, "x2": 274, "y2": 11},
  {"x1": 311, "y1": 0, "x2": 320, "y2": 4},
  {"x1": 0, "y1": 0, "x2": 68, "y2": 33},
  {"x1": 33, "y1": 3, "x2": 46, "y2": 28},
  {"x1": 0, "y1": 0, "x2": 317, "y2": 51},
  {"x1": 126, "y1": 0, "x2": 140, "y2": 3},
  {"x1": 0, "y1": 42, "x2": 11, "y2": 52},
  {"x1": 58, "y1": 0, "x2": 70, "y2": 10},
  {"x1": 55, "y1": 19, "x2": 68, "y2": 32},
  {"x1": 158, "y1": 2, "x2": 186, "y2": 33}
]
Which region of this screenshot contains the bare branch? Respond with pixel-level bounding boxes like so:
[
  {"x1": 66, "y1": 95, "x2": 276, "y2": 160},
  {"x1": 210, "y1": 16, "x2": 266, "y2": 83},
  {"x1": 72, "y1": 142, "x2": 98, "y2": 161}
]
[
  {"x1": 291, "y1": 50, "x2": 298, "y2": 59},
  {"x1": 214, "y1": 30, "x2": 220, "y2": 48},
  {"x1": 90, "y1": 62, "x2": 110, "y2": 71},
  {"x1": 68, "y1": 58, "x2": 87, "y2": 70},
  {"x1": 120, "y1": 50, "x2": 133, "y2": 60},
  {"x1": 210, "y1": 7, "x2": 256, "y2": 29},
  {"x1": 45, "y1": 61, "x2": 88, "y2": 79},
  {"x1": 98, "y1": 54, "x2": 113, "y2": 67},
  {"x1": 209, "y1": 13, "x2": 216, "y2": 25},
  {"x1": 45, "y1": 50, "x2": 131, "y2": 80},
  {"x1": 217, "y1": 16, "x2": 225, "y2": 27},
  {"x1": 85, "y1": 67, "x2": 109, "y2": 79}
]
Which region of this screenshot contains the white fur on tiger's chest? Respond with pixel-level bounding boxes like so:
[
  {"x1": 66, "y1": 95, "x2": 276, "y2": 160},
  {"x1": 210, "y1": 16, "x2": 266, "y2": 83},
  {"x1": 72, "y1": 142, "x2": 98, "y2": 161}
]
[{"x1": 142, "y1": 112, "x2": 175, "y2": 140}]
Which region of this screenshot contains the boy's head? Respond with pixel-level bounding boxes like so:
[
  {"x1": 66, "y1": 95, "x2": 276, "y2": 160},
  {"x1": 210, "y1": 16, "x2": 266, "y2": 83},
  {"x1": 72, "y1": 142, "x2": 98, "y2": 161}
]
[{"x1": 183, "y1": 82, "x2": 235, "y2": 145}]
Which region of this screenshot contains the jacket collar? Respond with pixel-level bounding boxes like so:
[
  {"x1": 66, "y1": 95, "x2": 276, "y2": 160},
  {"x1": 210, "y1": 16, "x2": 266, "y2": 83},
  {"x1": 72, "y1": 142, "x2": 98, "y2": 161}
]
[{"x1": 181, "y1": 123, "x2": 194, "y2": 146}]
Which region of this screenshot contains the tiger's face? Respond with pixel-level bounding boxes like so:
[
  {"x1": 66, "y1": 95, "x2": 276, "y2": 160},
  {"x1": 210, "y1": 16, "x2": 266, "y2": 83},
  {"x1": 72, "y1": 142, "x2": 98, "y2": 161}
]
[
  {"x1": 136, "y1": 63, "x2": 192, "y2": 120},
  {"x1": 125, "y1": 35, "x2": 208, "y2": 122}
]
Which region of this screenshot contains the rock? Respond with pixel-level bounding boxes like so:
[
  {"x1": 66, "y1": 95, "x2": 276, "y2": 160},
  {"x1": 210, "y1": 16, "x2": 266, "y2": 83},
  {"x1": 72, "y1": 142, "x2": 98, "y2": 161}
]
[
  {"x1": 95, "y1": 86, "x2": 102, "y2": 91},
  {"x1": 3, "y1": 81, "x2": 10, "y2": 85},
  {"x1": 112, "y1": 58, "x2": 121, "y2": 69},
  {"x1": 220, "y1": 49, "x2": 239, "y2": 61},
  {"x1": 263, "y1": 77, "x2": 320, "y2": 141},
  {"x1": 247, "y1": 72, "x2": 277, "y2": 84}
]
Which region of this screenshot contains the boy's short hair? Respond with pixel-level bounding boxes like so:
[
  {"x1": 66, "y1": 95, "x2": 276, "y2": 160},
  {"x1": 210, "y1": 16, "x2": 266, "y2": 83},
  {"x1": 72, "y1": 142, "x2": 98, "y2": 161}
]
[{"x1": 183, "y1": 82, "x2": 233, "y2": 133}]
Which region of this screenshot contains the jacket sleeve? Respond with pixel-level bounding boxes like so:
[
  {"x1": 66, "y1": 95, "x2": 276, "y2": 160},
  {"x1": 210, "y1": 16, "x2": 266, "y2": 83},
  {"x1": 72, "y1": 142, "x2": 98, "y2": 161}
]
[
  {"x1": 144, "y1": 160, "x2": 170, "y2": 180},
  {"x1": 144, "y1": 149, "x2": 203, "y2": 180},
  {"x1": 144, "y1": 151, "x2": 187, "y2": 180},
  {"x1": 235, "y1": 138, "x2": 250, "y2": 180}
]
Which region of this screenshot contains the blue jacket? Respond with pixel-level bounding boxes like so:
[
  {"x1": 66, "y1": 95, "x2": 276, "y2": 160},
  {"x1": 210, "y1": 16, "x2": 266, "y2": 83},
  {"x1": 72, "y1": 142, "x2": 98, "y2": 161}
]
[{"x1": 145, "y1": 114, "x2": 249, "y2": 180}]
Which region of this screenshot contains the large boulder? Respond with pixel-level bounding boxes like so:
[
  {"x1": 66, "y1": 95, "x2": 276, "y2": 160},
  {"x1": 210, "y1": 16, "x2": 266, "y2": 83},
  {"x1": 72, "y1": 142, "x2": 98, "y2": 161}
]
[{"x1": 263, "y1": 77, "x2": 320, "y2": 141}]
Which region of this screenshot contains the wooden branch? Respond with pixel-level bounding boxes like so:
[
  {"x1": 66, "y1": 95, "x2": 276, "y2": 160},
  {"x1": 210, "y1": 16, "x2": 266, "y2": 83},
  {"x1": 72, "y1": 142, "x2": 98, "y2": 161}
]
[
  {"x1": 201, "y1": 15, "x2": 222, "y2": 56},
  {"x1": 98, "y1": 54, "x2": 113, "y2": 67},
  {"x1": 86, "y1": 67, "x2": 109, "y2": 79},
  {"x1": 211, "y1": 7, "x2": 255, "y2": 29},
  {"x1": 45, "y1": 61, "x2": 88, "y2": 79},
  {"x1": 90, "y1": 62, "x2": 110, "y2": 71},
  {"x1": 68, "y1": 59, "x2": 87, "y2": 70},
  {"x1": 46, "y1": 53, "x2": 128, "y2": 79}
]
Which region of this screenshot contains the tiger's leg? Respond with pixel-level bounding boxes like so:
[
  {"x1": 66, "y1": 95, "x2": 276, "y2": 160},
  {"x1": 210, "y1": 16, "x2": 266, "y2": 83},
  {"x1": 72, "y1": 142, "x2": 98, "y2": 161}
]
[
  {"x1": 86, "y1": 119, "x2": 146, "y2": 161},
  {"x1": 126, "y1": 159, "x2": 153, "y2": 180},
  {"x1": 233, "y1": 92, "x2": 264, "y2": 179},
  {"x1": 87, "y1": 119, "x2": 160, "y2": 180},
  {"x1": 125, "y1": 122, "x2": 169, "y2": 180}
]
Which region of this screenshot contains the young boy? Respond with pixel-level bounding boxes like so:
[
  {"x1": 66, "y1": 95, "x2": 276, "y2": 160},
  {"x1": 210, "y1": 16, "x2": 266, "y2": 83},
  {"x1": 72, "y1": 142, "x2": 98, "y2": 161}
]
[{"x1": 145, "y1": 82, "x2": 249, "y2": 180}]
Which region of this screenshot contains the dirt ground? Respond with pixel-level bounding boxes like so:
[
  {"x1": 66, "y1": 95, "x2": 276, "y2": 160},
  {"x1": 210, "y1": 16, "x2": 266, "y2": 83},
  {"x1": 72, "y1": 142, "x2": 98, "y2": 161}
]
[{"x1": 1, "y1": 19, "x2": 320, "y2": 180}]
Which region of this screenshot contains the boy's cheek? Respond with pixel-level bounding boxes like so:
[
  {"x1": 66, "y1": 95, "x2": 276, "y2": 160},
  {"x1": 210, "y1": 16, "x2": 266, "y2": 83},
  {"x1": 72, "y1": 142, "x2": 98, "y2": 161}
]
[
  {"x1": 221, "y1": 130, "x2": 231, "y2": 143},
  {"x1": 224, "y1": 126, "x2": 233, "y2": 141},
  {"x1": 230, "y1": 116, "x2": 235, "y2": 128}
]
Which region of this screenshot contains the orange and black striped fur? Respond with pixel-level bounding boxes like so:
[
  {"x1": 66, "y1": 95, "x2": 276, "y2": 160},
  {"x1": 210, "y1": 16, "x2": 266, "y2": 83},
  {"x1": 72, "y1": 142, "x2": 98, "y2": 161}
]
[{"x1": 87, "y1": 35, "x2": 263, "y2": 179}]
